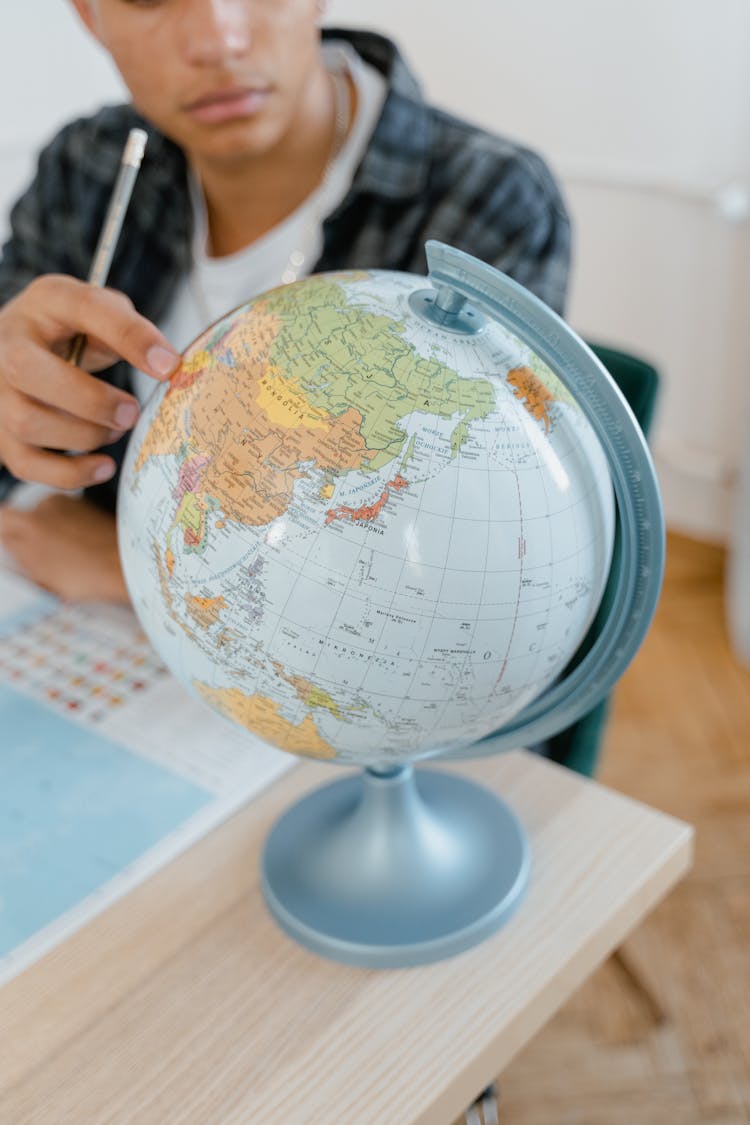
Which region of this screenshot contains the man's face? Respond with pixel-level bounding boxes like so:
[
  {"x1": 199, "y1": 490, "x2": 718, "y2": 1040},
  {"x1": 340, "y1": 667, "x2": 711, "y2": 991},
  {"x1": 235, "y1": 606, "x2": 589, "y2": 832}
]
[{"x1": 71, "y1": 0, "x2": 324, "y2": 164}]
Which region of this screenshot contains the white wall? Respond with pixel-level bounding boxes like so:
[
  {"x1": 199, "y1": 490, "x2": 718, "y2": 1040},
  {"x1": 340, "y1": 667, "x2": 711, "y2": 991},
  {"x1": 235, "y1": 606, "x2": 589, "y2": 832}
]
[
  {"x1": 0, "y1": 7, "x2": 126, "y2": 223},
  {"x1": 2, "y1": 1, "x2": 748, "y2": 543},
  {"x1": 329, "y1": 0, "x2": 750, "y2": 544}
]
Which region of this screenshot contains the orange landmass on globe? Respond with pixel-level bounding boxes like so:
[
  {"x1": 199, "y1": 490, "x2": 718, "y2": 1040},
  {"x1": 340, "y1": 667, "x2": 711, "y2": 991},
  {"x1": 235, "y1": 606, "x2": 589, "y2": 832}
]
[
  {"x1": 325, "y1": 473, "x2": 408, "y2": 525},
  {"x1": 154, "y1": 541, "x2": 174, "y2": 614},
  {"x1": 185, "y1": 593, "x2": 227, "y2": 630},
  {"x1": 507, "y1": 366, "x2": 555, "y2": 433},
  {"x1": 194, "y1": 682, "x2": 337, "y2": 759},
  {"x1": 134, "y1": 300, "x2": 371, "y2": 545},
  {"x1": 153, "y1": 540, "x2": 201, "y2": 641}
]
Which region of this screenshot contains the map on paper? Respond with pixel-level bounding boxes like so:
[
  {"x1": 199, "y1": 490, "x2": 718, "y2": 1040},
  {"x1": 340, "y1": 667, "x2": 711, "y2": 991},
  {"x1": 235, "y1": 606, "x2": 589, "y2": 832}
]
[{"x1": 0, "y1": 563, "x2": 293, "y2": 986}]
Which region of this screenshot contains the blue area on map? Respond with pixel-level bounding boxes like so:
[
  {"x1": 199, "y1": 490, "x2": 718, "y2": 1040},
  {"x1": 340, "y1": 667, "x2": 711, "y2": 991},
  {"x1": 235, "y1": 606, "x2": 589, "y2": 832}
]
[{"x1": 0, "y1": 684, "x2": 211, "y2": 956}]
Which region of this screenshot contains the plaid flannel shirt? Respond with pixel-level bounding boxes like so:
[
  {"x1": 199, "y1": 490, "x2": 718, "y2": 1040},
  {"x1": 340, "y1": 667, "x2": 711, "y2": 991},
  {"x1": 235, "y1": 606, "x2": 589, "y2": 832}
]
[{"x1": 0, "y1": 28, "x2": 570, "y2": 507}]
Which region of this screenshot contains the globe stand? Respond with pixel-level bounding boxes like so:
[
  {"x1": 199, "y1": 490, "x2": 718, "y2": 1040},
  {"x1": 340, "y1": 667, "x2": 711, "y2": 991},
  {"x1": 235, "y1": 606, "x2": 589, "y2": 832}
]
[{"x1": 261, "y1": 765, "x2": 530, "y2": 968}]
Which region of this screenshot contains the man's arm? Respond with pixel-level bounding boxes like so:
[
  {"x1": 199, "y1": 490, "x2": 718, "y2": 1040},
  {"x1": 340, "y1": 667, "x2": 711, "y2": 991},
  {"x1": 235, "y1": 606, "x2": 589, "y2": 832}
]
[
  {"x1": 0, "y1": 494, "x2": 128, "y2": 602},
  {"x1": 0, "y1": 276, "x2": 178, "y2": 490},
  {"x1": 0, "y1": 124, "x2": 179, "y2": 600},
  {"x1": 0, "y1": 125, "x2": 180, "y2": 493}
]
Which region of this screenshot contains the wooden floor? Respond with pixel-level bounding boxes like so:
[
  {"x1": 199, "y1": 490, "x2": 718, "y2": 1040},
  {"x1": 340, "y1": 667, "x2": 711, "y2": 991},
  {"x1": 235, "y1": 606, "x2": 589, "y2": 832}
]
[{"x1": 496, "y1": 534, "x2": 750, "y2": 1124}]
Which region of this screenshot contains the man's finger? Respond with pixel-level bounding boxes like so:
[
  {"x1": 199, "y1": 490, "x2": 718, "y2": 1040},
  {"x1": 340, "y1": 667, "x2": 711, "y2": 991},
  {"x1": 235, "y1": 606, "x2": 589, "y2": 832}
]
[
  {"x1": 0, "y1": 435, "x2": 115, "y2": 490},
  {"x1": 0, "y1": 339, "x2": 142, "y2": 429},
  {"x1": 1, "y1": 389, "x2": 123, "y2": 452},
  {"x1": 21, "y1": 275, "x2": 180, "y2": 381}
]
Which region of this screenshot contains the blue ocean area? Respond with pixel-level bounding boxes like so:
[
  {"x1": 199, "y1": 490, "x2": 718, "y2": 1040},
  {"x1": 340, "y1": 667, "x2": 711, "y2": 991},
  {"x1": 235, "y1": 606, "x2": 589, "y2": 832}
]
[{"x1": 0, "y1": 683, "x2": 210, "y2": 957}]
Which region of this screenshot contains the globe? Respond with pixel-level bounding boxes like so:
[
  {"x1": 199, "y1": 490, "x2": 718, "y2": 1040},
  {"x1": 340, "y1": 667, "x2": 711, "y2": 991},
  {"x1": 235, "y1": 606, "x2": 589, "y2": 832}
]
[{"x1": 117, "y1": 242, "x2": 664, "y2": 966}]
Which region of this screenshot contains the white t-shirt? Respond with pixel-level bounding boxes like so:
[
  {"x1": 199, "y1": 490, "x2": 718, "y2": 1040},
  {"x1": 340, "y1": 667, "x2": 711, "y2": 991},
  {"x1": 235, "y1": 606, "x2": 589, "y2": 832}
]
[{"x1": 133, "y1": 42, "x2": 386, "y2": 405}]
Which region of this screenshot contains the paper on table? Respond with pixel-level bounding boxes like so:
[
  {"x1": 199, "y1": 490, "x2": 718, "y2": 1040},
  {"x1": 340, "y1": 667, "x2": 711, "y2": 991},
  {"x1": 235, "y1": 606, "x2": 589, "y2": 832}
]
[{"x1": 0, "y1": 562, "x2": 294, "y2": 986}]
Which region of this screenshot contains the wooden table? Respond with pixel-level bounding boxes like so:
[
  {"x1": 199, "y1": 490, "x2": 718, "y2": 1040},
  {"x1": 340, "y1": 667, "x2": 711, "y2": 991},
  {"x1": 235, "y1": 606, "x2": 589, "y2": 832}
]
[{"x1": 0, "y1": 751, "x2": 692, "y2": 1124}]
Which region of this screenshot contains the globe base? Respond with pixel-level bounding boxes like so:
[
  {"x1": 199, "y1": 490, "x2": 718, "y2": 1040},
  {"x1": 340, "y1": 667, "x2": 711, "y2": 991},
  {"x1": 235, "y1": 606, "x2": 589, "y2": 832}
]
[{"x1": 261, "y1": 765, "x2": 530, "y2": 968}]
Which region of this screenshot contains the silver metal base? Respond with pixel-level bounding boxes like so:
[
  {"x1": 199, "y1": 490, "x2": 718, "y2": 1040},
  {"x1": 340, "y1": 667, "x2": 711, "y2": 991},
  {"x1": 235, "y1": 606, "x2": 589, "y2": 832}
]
[{"x1": 261, "y1": 766, "x2": 530, "y2": 968}]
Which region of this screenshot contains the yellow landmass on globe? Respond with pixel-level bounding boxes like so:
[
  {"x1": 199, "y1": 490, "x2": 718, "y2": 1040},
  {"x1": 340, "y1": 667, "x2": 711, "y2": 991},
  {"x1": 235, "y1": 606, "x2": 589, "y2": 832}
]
[
  {"x1": 302, "y1": 685, "x2": 343, "y2": 718},
  {"x1": 194, "y1": 682, "x2": 337, "y2": 759},
  {"x1": 173, "y1": 492, "x2": 206, "y2": 549},
  {"x1": 176, "y1": 347, "x2": 213, "y2": 390},
  {"x1": 256, "y1": 368, "x2": 329, "y2": 430},
  {"x1": 272, "y1": 659, "x2": 344, "y2": 719}
]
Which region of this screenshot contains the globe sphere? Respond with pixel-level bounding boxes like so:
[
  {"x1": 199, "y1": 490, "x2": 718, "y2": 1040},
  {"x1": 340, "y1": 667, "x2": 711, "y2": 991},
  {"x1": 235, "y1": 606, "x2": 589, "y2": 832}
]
[{"x1": 118, "y1": 266, "x2": 615, "y2": 768}]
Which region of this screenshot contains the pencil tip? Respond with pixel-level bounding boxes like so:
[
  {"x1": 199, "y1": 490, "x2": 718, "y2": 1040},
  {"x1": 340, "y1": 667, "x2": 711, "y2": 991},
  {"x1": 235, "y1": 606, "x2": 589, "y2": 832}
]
[{"x1": 124, "y1": 128, "x2": 148, "y2": 168}]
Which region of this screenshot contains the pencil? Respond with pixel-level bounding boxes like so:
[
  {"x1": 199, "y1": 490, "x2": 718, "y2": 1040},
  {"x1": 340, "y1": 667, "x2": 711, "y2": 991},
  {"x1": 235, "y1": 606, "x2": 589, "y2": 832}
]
[{"x1": 67, "y1": 127, "x2": 148, "y2": 366}]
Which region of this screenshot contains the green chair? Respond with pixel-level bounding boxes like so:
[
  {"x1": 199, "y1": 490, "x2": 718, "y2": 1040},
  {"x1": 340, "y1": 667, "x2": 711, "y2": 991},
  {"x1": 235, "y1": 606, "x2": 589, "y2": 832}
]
[{"x1": 546, "y1": 342, "x2": 661, "y2": 778}]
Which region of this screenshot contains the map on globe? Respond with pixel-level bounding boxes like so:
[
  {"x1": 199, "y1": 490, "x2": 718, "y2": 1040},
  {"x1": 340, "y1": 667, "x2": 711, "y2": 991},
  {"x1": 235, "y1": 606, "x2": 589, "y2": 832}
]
[{"x1": 119, "y1": 269, "x2": 614, "y2": 766}]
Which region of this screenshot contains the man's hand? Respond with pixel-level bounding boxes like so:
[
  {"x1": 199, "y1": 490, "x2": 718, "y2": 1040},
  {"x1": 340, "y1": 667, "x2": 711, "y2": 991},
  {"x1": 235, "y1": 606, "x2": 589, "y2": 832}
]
[
  {"x1": 0, "y1": 275, "x2": 180, "y2": 490},
  {"x1": 0, "y1": 494, "x2": 129, "y2": 603}
]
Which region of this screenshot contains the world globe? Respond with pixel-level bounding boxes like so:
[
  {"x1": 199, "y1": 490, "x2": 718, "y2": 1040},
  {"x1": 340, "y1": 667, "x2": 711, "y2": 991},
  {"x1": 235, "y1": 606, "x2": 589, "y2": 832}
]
[{"x1": 118, "y1": 243, "x2": 664, "y2": 966}]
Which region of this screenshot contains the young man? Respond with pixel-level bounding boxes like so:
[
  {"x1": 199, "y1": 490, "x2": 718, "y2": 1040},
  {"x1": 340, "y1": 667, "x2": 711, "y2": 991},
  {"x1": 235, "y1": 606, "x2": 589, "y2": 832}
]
[{"x1": 0, "y1": 0, "x2": 570, "y2": 602}]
